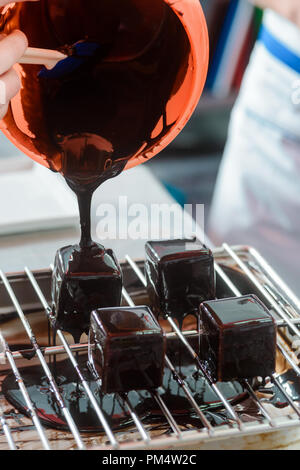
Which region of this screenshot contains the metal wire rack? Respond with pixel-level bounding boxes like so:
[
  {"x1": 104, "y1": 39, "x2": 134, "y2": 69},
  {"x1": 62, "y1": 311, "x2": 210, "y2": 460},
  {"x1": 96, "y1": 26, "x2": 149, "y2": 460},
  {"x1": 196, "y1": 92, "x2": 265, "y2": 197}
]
[{"x1": 0, "y1": 245, "x2": 300, "y2": 450}]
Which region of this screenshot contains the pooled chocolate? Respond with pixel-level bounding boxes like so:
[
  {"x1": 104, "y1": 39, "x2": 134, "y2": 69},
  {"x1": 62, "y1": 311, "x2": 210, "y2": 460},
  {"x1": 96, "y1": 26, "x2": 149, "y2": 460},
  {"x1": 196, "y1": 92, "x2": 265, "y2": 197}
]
[
  {"x1": 88, "y1": 306, "x2": 166, "y2": 393},
  {"x1": 200, "y1": 295, "x2": 276, "y2": 382},
  {"x1": 52, "y1": 243, "x2": 122, "y2": 342},
  {"x1": 145, "y1": 238, "x2": 215, "y2": 323}
]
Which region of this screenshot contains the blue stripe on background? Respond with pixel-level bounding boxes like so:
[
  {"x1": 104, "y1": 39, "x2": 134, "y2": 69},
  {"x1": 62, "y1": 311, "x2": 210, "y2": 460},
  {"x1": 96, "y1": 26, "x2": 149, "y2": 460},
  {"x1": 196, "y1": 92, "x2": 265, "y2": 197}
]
[
  {"x1": 205, "y1": 0, "x2": 239, "y2": 89},
  {"x1": 259, "y1": 25, "x2": 300, "y2": 74}
]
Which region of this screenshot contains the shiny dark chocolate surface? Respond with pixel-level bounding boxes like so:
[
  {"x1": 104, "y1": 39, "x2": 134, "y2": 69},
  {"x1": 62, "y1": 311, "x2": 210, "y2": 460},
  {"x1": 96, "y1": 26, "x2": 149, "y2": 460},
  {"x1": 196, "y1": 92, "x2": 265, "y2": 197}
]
[
  {"x1": 52, "y1": 243, "x2": 122, "y2": 343},
  {"x1": 89, "y1": 306, "x2": 166, "y2": 393},
  {"x1": 203, "y1": 295, "x2": 274, "y2": 326},
  {"x1": 200, "y1": 295, "x2": 277, "y2": 382},
  {"x1": 145, "y1": 238, "x2": 216, "y2": 324},
  {"x1": 147, "y1": 238, "x2": 209, "y2": 261}
]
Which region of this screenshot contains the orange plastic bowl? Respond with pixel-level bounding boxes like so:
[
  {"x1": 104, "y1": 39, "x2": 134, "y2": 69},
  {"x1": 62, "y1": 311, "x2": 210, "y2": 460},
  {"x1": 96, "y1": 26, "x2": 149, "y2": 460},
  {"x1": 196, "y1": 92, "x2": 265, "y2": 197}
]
[{"x1": 0, "y1": 0, "x2": 209, "y2": 174}]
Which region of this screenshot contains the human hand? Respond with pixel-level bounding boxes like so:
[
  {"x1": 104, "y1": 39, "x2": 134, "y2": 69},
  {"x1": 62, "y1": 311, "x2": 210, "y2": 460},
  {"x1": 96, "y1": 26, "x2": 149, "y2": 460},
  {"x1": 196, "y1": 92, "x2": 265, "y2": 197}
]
[
  {"x1": 0, "y1": 0, "x2": 39, "y2": 120},
  {"x1": 250, "y1": 0, "x2": 300, "y2": 28}
]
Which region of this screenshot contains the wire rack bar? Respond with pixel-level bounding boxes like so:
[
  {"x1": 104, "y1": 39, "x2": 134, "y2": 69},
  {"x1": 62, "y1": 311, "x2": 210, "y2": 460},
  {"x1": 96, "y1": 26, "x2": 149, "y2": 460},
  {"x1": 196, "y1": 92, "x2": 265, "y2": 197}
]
[
  {"x1": 0, "y1": 270, "x2": 86, "y2": 450},
  {"x1": 241, "y1": 379, "x2": 275, "y2": 427},
  {"x1": 0, "y1": 402, "x2": 17, "y2": 450},
  {"x1": 248, "y1": 247, "x2": 300, "y2": 312},
  {"x1": 223, "y1": 244, "x2": 300, "y2": 340},
  {"x1": 271, "y1": 375, "x2": 300, "y2": 418},
  {"x1": 118, "y1": 393, "x2": 150, "y2": 444},
  {"x1": 151, "y1": 390, "x2": 182, "y2": 438},
  {"x1": 0, "y1": 331, "x2": 51, "y2": 450},
  {"x1": 0, "y1": 330, "x2": 203, "y2": 364}
]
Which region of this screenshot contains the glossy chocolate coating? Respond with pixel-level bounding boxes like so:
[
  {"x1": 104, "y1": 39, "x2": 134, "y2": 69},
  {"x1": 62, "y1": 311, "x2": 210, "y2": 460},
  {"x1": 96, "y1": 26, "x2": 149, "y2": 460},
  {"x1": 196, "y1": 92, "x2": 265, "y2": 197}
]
[
  {"x1": 200, "y1": 295, "x2": 276, "y2": 382},
  {"x1": 145, "y1": 238, "x2": 216, "y2": 324},
  {"x1": 52, "y1": 243, "x2": 122, "y2": 342},
  {"x1": 89, "y1": 306, "x2": 166, "y2": 393}
]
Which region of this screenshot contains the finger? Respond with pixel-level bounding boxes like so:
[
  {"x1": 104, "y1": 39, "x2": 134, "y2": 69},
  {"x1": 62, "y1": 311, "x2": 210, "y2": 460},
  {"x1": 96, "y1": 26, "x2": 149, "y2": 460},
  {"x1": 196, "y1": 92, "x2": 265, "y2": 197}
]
[
  {"x1": 0, "y1": 30, "x2": 28, "y2": 75},
  {"x1": 0, "y1": 0, "x2": 39, "y2": 7},
  {"x1": 0, "y1": 67, "x2": 20, "y2": 105},
  {"x1": 0, "y1": 102, "x2": 8, "y2": 121}
]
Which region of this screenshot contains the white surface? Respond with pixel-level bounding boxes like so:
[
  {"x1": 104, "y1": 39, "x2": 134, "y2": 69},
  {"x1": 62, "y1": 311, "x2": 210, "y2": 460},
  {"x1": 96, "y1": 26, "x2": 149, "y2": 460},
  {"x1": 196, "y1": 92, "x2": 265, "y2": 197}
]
[
  {"x1": 0, "y1": 163, "x2": 78, "y2": 235},
  {"x1": 0, "y1": 132, "x2": 33, "y2": 174}
]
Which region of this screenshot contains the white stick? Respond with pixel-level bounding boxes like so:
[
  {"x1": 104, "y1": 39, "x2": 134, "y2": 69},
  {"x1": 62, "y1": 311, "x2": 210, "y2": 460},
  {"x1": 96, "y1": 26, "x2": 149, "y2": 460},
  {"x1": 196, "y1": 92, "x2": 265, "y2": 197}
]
[{"x1": 19, "y1": 47, "x2": 67, "y2": 69}]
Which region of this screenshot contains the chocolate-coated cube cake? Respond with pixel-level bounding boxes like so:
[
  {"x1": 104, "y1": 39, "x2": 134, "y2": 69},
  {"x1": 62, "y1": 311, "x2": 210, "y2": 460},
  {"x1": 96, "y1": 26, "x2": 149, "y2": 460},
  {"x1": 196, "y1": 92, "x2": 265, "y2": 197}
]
[
  {"x1": 145, "y1": 238, "x2": 215, "y2": 321},
  {"x1": 52, "y1": 243, "x2": 122, "y2": 342},
  {"x1": 200, "y1": 295, "x2": 276, "y2": 382},
  {"x1": 88, "y1": 306, "x2": 166, "y2": 393}
]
